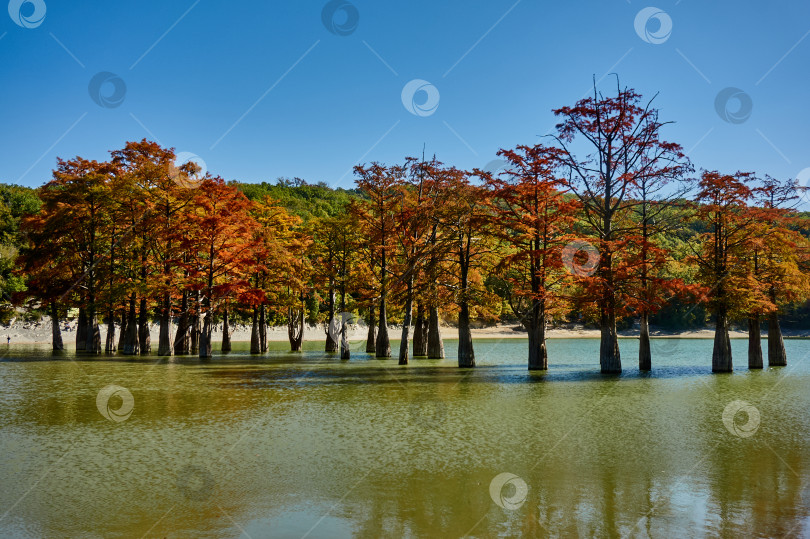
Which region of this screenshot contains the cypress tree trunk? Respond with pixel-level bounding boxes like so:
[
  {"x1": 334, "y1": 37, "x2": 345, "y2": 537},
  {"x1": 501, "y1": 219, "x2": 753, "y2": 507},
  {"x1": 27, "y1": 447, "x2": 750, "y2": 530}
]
[
  {"x1": 767, "y1": 311, "x2": 787, "y2": 366},
  {"x1": 413, "y1": 304, "x2": 427, "y2": 357},
  {"x1": 427, "y1": 306, "x2": 444, "y2": 359},
  {"x1": 122, "y1": 295, "x2": 139, "y2": 355},
  {"x1": 51, "y1": 302, "x2": 64, "y2": 351},
  {"x1": 639, "y1": 311, "x2": 651, "y2": 371},
  {"x1": 748, "y1": 315, "x2": 763, "y2": 369},
  {"x1": 376, "y1": 300, "x2": 391, "y2": 358},
  {"x1": 85, "y1": 308, "x2": 102, "y2": 354},
  {"x1": 528, "y1": 301, "x2": 547, "y2": 370},
  {"x1": 250, "y1": 308, "x2": 260, "y2": 354},
  {"x1": 76, "y1": 308, "x2": 87, "y2": 351},
  {"x1": 398, "y1": 282, "x2": 414, "y2": 365},
  {"x1": 105, "y1": 310, "x2": 116, "y2": 353},
  {"x1": 325, "y1": 287, "x2": 338, "y2": 353},
  {"x1": 365, "y1": 306, "x2": 376, "y2": 354},
  {"x1": 199, "y1": 312, "x2": 213, "y2": 358},
  {"x1": 340, "y1": 314, "x2": 350, "y2": 360},
  {"x1": 138, "y1": 298, "x2": 151, "y2": 354},
  {"x1": 157, "y1": 293, "x2": 173, "y2": 356},
  {"x1": 221, "y1": 307, "x2": 231, "y2": 352},
  {"x1": 288, "y1": 307, "x2": 303, "y2": 352},
  {"x1": 117, "y1": 305, "x2": 127, "y2": 351},
  {"x1": 599, "y1": 302, "x2": 621, "y2": 374},
  {"x1": 457, "y1": 301, "x2": 475, "y2": 367},
  {"x1": 190, "y1": 291, "x2": 200, "y2": 354},
  {"x1": 174, "y1": 291, "x2": 189, "y2": 355},
  {"x1": 259, "y1": 304, "x2": 267, "y2": 353},
  {"x1": 712, "y1": 310, "x2": 733, "y2": 372}
]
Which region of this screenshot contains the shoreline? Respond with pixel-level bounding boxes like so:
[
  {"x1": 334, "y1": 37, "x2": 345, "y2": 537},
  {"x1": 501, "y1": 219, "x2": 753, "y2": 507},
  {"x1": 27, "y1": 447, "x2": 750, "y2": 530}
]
[{"x1": 1, "y1": 320, "x2": 807, "y2": 345}]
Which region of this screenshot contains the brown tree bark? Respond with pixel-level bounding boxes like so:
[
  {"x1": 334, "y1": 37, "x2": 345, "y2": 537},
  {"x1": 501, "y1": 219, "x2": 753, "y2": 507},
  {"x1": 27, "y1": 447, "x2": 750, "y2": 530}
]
[
  {"x1": 86, "y1": 309, "x2": 102, "y2": 354},
  {"x1": 376, "y1": 300, "x2": 391, "y2": 358},
  {"x1": 767, "y1": 311, "x2": 787, "y2": 366},
  {"x1": 712, "y1": 310, "x2": 733, "y2": 372},
  {"x1": 105, "y1": 310, "x2": 116, "y2": 353},
  {"x1": 122, "y1": 295, "x2": 139, "y2": 355},
  {"x1": 259, "y1": 304, "x2": 267, "y2": 353},
  {"x1": 157, "y1": 292, "x2": 173, "y2": 356},
  {"x1": 528, "y1": 301, "x2": 547, "y2": 370},
  {"x1": 413, "y1": 304, "x2": 427, "y2": 357},
  {"x1": 199, "y1": 312, "x2": 213, "y2": 358},
  {"x1": 427, "y1": 306, "x2": 444, "y2": 359},
  {"x1": 325, "y1": 287, "x2": 338, "y2": 353},
  {"x1": 221, "y1": 307, "x2": 231, "y2": 352},
  {"x1": 117, "y1": 304, "x2": 127, "y2": 352},
  {"x1": 748, "y1": 315, "x2": 763, "y2": 369},
  {"x1": 639, "y1": 311, "x2": 651, "y2": 371},
  {"x1": 398, "y1": 281, "x2": 414, "y2": 365},
  {"x1": 457, "y1": 301, "x2": 475, "y2": 367},
  {"x1": 190, "y1": 291, "x2": 200, "y2": 354},
  {"x1": 76, "y1": 307, "x2": 87, "y2": 351},
  {"x1": 250, "y1": 308, "x2": 261, "y2": 354},
  {"x1": 138, "y1": 298, "x2": 151, "y2": 353},
  {"x1": 288, "y1": 307, "x2": 303, "y2": 352},
  {"x1": 174, "y1": 291, "x2": 190, "y2": 355},
  {"x1": 51, "y1": 302, "x2": 64, "y2": 351}
]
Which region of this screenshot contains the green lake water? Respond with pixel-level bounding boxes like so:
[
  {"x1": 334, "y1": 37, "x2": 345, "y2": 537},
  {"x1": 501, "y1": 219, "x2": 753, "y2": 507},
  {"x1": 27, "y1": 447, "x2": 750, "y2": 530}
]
[{"x1": 1, "y1": 337, "x2": 809, "y2": 538}]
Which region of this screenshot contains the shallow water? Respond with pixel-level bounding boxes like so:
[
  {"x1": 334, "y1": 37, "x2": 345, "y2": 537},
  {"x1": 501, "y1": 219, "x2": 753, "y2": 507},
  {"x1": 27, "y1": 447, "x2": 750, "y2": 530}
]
[{"x1": 1, "y1": 337, "x2": 809, "y2": 538}]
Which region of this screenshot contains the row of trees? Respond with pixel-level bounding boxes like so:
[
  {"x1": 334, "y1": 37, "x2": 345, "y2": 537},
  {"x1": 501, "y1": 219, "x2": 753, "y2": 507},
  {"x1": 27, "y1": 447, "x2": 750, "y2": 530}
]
[{"x1": 14, "y1": 83, "x2": 810, "y2": 373}]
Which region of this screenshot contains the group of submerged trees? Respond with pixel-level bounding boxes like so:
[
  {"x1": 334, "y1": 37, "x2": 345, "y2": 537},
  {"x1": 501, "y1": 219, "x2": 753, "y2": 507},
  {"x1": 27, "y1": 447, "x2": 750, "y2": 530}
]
[{"x1": 15, "y1": 83, "x2": 810, "y2": 374}]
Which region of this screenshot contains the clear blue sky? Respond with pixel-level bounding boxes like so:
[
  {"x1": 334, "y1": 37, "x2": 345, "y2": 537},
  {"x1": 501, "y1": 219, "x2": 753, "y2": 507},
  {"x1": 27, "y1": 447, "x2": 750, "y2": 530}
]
[{"x1": 2, "y1": 0, "x2": 809, "y2": 204}]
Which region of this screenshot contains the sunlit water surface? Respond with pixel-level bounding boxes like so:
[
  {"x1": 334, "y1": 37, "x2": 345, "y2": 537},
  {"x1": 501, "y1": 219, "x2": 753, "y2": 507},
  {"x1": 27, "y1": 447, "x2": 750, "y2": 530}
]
[{"x1": 1, "y1": 337, "x2": 810, "y2": 538}]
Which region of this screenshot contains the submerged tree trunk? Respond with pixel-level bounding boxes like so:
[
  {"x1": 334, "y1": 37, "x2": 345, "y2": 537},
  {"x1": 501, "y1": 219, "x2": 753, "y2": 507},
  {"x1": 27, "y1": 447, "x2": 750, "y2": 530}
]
[
  {"x1": 457, "y1": 301, "x2": 475, "y2": 367},
  {"x1": 712, "y1": 311, "x2": 733, "y2": 372},
  {"x1": 117, "y1": 305, "x2": 127, "y2": 351},
  {"x1": 221, "y1": 307, "x2": 231, "y2": 352},
  {"x1": 250, "y1": 308, "x2": 261, "y2": 354},
  {"x1": 138, "y1": 298, "x2": 151, "y2": 354},
  {"x1": 599, "y1": 302, "x2": 621, "y2": 374},
  {"x1": 413, "y1": 304, "x2": 428, "y2": 357},
  {"x1": 288, "y1": 307, "x2": 303, "y2": 352},
  {"x1": 398, "y1": 282, "x2": 414, "y2": 365},
  {"x1": 259, "y1": 304, "x2": 267, "y2": 353},
  {"x1": 76, "y1": 308, "x2": 87, "y2": 351},
  {"x1": 427, "y1": 306, "x2": 444, "y2": 359},
  {"x1": 639, "y1": 311, "x2": 651, "y2": 371},
  {"x1": 748, "y1": 315, "x2": 763, "y2": 369},
  {"x1": 376, "y1": 300, "x2": 391, "y2": 358},
  {"x1": 199, "y1": 312, "x2": 213, "y2": 358},
  {"x1": 174, "y1": 291, "x2": 190, "y2": 355},
  {"x1": 767, "y1": 311, "x2": 787, "y2": 366},
  {"x1": 528, "y1": 301, "x2": 547, "y2": 370},
  {"x1": 190, "y1": 291, "x2": 200, "y2": 354},
  {"x1": 86, "y1": 308, "x2": 102, "y2": 354},
  {"x1": 105, "y1": 310, "x2": 116, "y2": 353},
  {"x1": 325, "y1": 287, "x2": 338, "y2": 353},
  {"x1": 51, "y1": 302, "x2": 64, "y2": 351},
  {"x1": 340, "y1": 314, "x2": 350, "y2": 360},
  {"x1": 365, "y1": 306, "x2": 376, "y2": 354},
  {"x1": 122, "y1": 295, "x2": 139, "y2": 355},
  {"x1": 157, "y1": 293, "x2": 173, "y2": 356}
]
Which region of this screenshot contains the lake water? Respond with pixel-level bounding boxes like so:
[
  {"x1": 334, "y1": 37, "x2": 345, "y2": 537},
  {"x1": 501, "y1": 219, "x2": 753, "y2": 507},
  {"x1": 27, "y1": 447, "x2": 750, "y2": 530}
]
[{"x1": 1, "y1": 337, "x2": 809, "y2": 538}]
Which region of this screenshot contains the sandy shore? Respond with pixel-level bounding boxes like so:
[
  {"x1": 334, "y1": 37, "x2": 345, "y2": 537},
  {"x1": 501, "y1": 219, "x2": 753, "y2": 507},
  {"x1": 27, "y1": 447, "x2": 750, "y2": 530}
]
[{"x1": 1, "y1": 319, "x2": 807, "y2": 345}]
